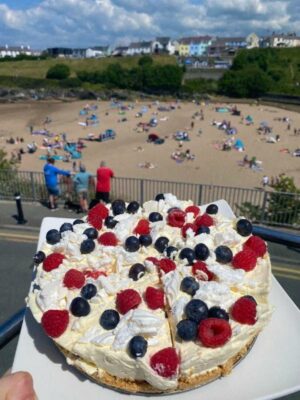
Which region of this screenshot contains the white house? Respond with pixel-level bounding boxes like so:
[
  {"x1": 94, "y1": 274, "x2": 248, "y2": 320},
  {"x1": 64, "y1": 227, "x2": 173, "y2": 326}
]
[
  {"x1": 85, "y1": 46, "x2": 110, "y2": 58},
  {"x1": 261, "y1": 33, "x2": 300, "y2": 48},
  {"x1": 127, "y1": 41, "x2": 152, "y2": 56},
  {"x1": 151, "y1": 37, "x2": 177, "y2": 55},
  {"x1": 246, "y1": 33, "x2": 259, "y2": 49},
  {"x1": 0, "y1": 45, "x2": 32, "y2": 58}
]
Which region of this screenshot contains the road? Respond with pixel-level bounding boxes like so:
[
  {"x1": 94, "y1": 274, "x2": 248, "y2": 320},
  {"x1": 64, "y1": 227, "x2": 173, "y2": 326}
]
[{"x1": 0, "y1": 229, "x2": 299, "y2": 399}]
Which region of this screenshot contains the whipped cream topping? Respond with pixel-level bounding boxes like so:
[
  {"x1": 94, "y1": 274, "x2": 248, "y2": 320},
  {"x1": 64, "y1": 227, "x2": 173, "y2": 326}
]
[{"x1": 28, "y1": 195, "x2": 273, "y2": 391}]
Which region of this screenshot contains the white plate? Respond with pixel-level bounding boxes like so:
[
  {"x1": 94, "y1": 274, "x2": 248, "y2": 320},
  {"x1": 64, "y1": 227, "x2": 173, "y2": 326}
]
[{"x1": 12, "y1": 201, "x2": 300, "y2": 400}]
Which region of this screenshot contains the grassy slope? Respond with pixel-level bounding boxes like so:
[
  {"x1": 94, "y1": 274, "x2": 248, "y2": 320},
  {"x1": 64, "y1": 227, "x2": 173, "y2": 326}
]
[{"x1": 0, "y1": 55, "x2": 176, "y2": 79}]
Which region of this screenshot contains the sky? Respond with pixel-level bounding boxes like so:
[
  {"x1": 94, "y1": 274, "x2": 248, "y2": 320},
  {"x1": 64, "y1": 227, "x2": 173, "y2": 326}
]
[{"x1": 0, "y1": 0, "x2": 299, "y2": 49}]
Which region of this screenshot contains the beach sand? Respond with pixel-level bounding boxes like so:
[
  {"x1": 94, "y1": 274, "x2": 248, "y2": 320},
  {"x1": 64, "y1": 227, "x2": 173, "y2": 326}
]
[{"x1": 0, "y1": 100, "x2": 299, "y2": 188}]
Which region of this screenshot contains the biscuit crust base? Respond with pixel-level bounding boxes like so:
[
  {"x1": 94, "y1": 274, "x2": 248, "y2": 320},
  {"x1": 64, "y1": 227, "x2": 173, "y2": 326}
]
[{"x1": 57, "y1": 334, "x2": 257, "y2": 394}]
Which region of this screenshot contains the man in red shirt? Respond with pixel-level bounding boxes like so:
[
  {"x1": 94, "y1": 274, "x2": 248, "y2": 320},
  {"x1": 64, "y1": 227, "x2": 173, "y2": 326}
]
[{"x1": 96, "y1": 161, "x2": 114, "y2": 203}]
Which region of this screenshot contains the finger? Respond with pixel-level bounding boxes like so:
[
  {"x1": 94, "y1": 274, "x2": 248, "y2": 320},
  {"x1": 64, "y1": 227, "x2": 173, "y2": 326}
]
[{"x1": 0, "y1": 371, "x2": 37, "y2": 400}]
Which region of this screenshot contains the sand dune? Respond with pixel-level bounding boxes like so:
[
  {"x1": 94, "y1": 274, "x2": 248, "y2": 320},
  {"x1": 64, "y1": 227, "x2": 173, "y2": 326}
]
[{"x1": 0, "y1": 100, "x2": 299, "y2": 188}]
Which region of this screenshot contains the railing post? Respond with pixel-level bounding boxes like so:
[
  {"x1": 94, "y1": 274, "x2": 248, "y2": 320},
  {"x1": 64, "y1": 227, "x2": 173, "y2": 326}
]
[
  {"x1": 198, "y1": 184, "x2": 203, "y2": 205},
  {"x1": 260, "y1": 190, "x2": 269, "y2": 224},
  {"x1": 140, "y1": 179, "x2": 144, "y2": 204},
  {"x1": 30, "y1": 171, "x2": 36, "y2": 201}
]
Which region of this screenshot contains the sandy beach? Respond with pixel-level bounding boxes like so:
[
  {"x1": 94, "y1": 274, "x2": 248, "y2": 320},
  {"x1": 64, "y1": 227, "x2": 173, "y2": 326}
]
[{"x1": 0, "y1": 99, "x2": 299, "y2": 189}]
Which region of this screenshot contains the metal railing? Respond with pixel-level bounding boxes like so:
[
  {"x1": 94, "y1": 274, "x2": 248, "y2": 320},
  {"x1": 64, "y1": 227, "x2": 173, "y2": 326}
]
[
  {"x1": 0, "y1": 170, "x2": 299, "y2": 228},
  {"x1": 0, "y1": 226, "x2": 299, "y2": 353}
]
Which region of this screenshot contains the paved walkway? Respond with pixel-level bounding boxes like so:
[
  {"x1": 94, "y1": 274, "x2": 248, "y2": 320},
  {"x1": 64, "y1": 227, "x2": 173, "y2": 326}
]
[{"x1": 0, "y1": 200, "x2": 81, "y2": 230}]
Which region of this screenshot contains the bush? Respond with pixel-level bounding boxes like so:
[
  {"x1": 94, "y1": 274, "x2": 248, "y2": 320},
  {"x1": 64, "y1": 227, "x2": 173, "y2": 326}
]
[
  {"x1": 46, "y1": 64, "x2": 71, "y2": 80},
  {"x1": 182, "y1": 78, "x2": 217, "y2": 94},
  {"x1": 59, "y1": 78, "x2": 82, "y2": 88},
  {"x1": 138, "y1": 55, "x2": 153, "y2": 67}
]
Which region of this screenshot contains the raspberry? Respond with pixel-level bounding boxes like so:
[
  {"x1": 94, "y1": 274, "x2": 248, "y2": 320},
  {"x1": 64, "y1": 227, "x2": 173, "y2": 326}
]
[
  {"x1": 181, "y1": 223, "x2": 197, "y2": 238},
  {"x1": 83, "y1": 269, "x2": 107, "y2": 279},
  {"x1": 134, "y1": 219, "x2": 150, "y2": 235},
  {"x1": 145, "y1": 257, "x2": 160, "y2": 268},
  {"x1": 232, "y1": 249, "x2": 257, "y2": 272},
  {"x1": 167, "y1": 210, "x2": 186, "y2": 228},
  {"x1": 150, "y1": 347, "x2": 179, "y2": 378},
  {"x1": 243, "y1": 236, "x2": 267, "y2": 257},
  {"x1": 192, "y1": 261, "x2": 214, "y2": 281},
  {"x1": 41, "y1": 309, "x2": 69, "y2": 338},
  {"x1": 43, "y1": 253, "x2": 65, "y2": 272},
  {"x1": 159, "y1": 258, "x2": 176, "y2": 274},
  {"x1": 63, "y1": 269, "x2": 85, "y2": 289},
  {"x1": 194, "y1": 214, "x2": 214, "y2": 228},
  {"x1": 116, "y1": 289, "x2": 142, "y2": 314},
  {"x1": 231, "y1": 297, "x2": 257, "y2": 325},
  {"x1": 185, "y1": 205, "x2": 200, "y2": 218},
  {"x1": 145, "y1": 287, "x2": 164, "y2": 310},
  {"x1": 98, "y1": 232, "x2": 118, "y2": 246},
  {"x1": 198, "y1": 318, "x2": 232, "y2": 348},
  {"x1": 87, "y1": 203, "x2": 108, "y2": 229}
]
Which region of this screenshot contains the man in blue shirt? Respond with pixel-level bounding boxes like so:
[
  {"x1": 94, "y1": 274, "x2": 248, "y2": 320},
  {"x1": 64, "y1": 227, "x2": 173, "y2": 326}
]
[
  {"x1": 73, "y1": 164, "x2": 94, "y2": 212},
  {"x1": 43, "y1": 157, "x2": 70, "y2": 210}
]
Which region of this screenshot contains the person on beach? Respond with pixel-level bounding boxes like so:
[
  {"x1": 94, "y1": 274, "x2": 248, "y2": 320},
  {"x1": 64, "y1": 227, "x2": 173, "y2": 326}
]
[
  {"x1": 96, "y1": 161, "x2": 114, "y2": 203},
  {"x1": 73, "y1": 164, "x2": 94, "y2": 212},
  {"x1": 43, "y1": 157, "x2": 70, "y2": 211}
]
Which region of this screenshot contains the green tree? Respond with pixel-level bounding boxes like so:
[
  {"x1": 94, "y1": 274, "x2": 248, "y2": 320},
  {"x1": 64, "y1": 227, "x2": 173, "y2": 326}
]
[
  {"x1": 46, "y1": 64, "x2": 71, "y2": 80},
  {"x1": 268, "y1": 175, "x2": 300, "y2": 226},
  {"x1": 138, "y1": 55, "x2": 153, "y2": 67},
  {"x1": 0, "y1": 149, "x2": 16, "y2": 170}
]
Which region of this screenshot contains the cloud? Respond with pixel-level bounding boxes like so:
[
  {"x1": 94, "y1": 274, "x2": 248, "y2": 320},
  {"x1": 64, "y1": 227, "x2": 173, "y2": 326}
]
[{"x1": 0, "y1": 0, "x2": 298, "y2": 49}]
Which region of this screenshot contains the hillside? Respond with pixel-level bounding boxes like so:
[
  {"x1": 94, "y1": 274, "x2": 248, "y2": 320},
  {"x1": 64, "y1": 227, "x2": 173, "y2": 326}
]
[
  {"x1": 219, "y1": 47, "x2": 300, "y2": 97},
  {"x1": 0, "y1": 55, "x2": 176, "y2": 79}
]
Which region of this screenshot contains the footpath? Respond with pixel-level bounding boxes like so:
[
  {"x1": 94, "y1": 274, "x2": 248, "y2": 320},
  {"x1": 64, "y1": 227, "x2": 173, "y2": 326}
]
[{"x1": 0, "y1": 200, "x2": 79, "y2": 231}]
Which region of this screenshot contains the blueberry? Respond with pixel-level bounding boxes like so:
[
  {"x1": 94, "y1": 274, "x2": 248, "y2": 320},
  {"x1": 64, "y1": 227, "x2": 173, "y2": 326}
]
[
  {"x1": 167, "y1": 207, "x2": 181, "y2": 214},
  {"x1": 180, "y1": 277, "x2": 199, "y2": 296},
  {"x1": 155, "y1": 193, "x2": 165, "y2": 201},
  {"x1": 196, "y1": 225, "x2": 210, "y2": 235},
  {"x1": 139, "y1": 234, "x2": 152, "y2": 247},
  {"x1": 100, "y1": 309, "x2": 120, "y2": 330},
  {"x1": 236, "y1": 219, "x2": 253, "y2": 237},
  {"x1": 206, "y1": 204, "x2": 218, "y2": 214},
  {"x1": 243, "y1": 295, "x2": 257, "y2": 304},
  {"x1": 208, "y1": 306, "x2": 229, "y2": 321},
  {"x1": 154, "y1": 236, "x2": 169, "y2": 253},
  {"x1": 60, "y1": 223, "x2": 73, "y2": 233},
  {"x1": 70, "y1": 297, "x2": 90, "y2": 317},
  {"x1": 185, "y1": 299, "x2": 208, "y2": 323},
  {"x1": 104, "y1": 216, "x2": 118, "y2": 229},
  {"x1": 129, "y1": 263, "x2": 146, "y2": 281},
  {"x1": 83, "y1": 227, "x2": 98, "y2": 240},
  {"x1": 165, "y1": 246, "x2": 178, "y2": 259},
  {"x1": 112, "y1": 203, "x2": 126, "y2": 216},
  {"x1": 127, "y1": 201, "x2": 140, "y2": 214},
  {"x1": 177, "y1": 319, "x2": 198, "y2": 341},
  {"x1": 215, "y1": 245, "x2": 233, "y2": 264},
  {"x1": 33, "y1": 251, "x2": 45, "y2": 265},
  {"x1": 194, "y1": 243, "x2": 210, "y2": 261},
  {"x1": 73, "y1": 219, "x2": 84, "y2": 225},
  {"x1": 128, "y1": 335, "x2": 148, "y2": 358},
  {"x1": 179, "y1": 248, "x2": 195, "y2": 265},
  {"x1": 112, "y1": 199, "x2": 126, "y2": 208},
  {"x1": 81, "y1": 283, "x2": 97, "y2": 300},
  {"x1": 46, "y1": 229, "x2": 61, "y2": 245},
  {"x1": 112, "y1": 199, "x2": 126, "y2": 216},
  {"x1": 125, "y1": 236, "x2": 140, "y2": 252},
  {"x1": 80, "y1": 239, "x2": 95, "y2": 254},
  {"x1": 149, "y1": 212, "x2": 163, "y2": 222}
]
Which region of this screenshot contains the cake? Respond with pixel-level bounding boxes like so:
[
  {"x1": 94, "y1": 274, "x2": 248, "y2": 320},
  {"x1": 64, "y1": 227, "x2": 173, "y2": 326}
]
[{"x1": 28, "y1": 194, "x2": 272, "y2": 393}]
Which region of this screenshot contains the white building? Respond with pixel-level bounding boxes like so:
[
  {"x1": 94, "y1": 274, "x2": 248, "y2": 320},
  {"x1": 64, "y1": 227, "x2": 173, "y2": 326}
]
[
  {"x1": 151, "y1": 37, "x2": 177, "y2": 55},
  {"x1": 0, "y1": 45, "x2": 32, "y2": 58},
  {"x1": 126, "y1": 41, "x2": 152, "y2": 56},
  {"x1": 246, "y1": 33, "x2": 259, "y2": 49},
  {"x1": 261, "y1": 33, "x2": 300, "y2": 48},
  {"x1": 85, "y1": 46, "x2": 110, "y2": 58}
]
